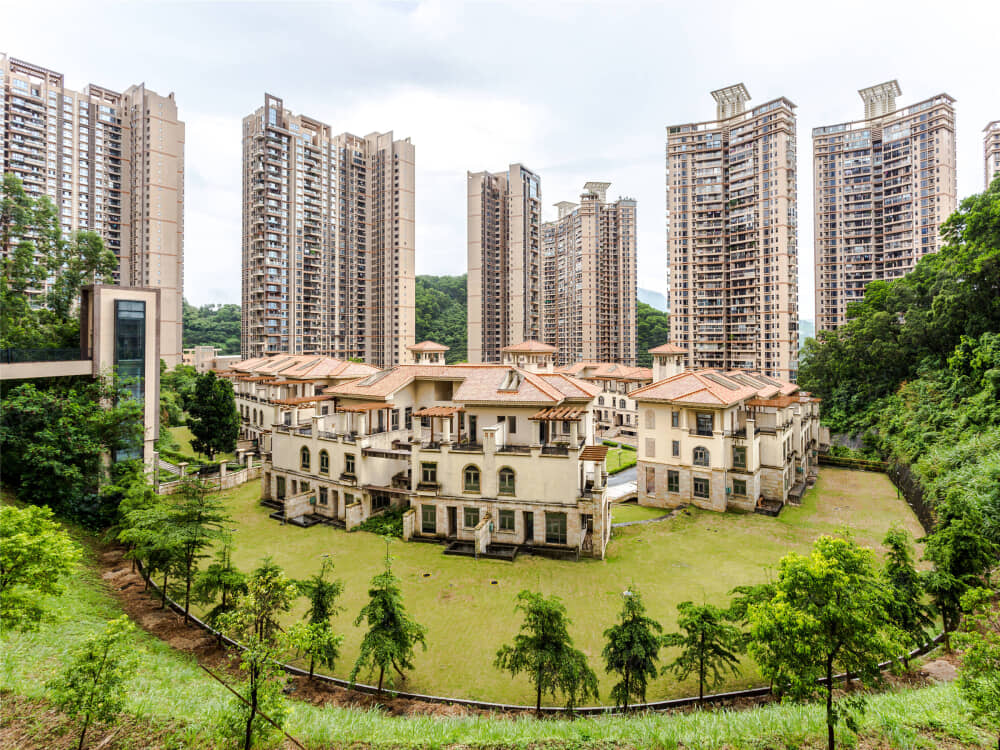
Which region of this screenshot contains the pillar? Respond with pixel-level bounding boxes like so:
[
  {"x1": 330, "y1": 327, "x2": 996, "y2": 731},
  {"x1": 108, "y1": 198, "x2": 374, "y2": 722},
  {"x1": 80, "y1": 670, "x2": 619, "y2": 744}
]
[
  {"x1": 441, "y1": 417, "x2": 452, "y2": 444},
  {"x1": 570, "y1": 420, "x2": 579, "y2": 447},
  {"x1": 179, "y1": 462, "x2": 188, "y2": 479}
]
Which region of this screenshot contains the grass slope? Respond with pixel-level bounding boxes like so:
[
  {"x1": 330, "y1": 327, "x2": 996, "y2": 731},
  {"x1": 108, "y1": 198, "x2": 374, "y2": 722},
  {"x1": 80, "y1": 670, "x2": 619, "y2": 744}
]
[
  {"x1": 206, "y1": 468, "x2": 925, "y2": 705},
  {"x1": 0, "y1": 534, "x2": 989, "y2": 749}
]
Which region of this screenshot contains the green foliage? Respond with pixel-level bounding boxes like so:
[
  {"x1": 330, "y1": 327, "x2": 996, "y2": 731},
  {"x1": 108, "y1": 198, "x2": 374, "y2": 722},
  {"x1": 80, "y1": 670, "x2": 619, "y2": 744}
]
[
  {"x1": 160, "y1": 361, "x2": 199, "y2": 427},
  {"x1": 661, "y1": 601, "x2": 742, "y2": 703},
  {"x1": 46, "y1": 615, "x2": 140, "y2": 750},
  {"x1": 799, "y1": 178, "x2": 1000, "y2": 433},
  {"x1": 954, "y1": 580, "x2": 1000, "y2": 748},
  {"x1": 0, "y1": 378, "x2": 144, "y2": 527},
  {"x1": 495, "y1": 590, "x2": 599, "y2": 715},
  {"x1": 192, "y1": 531, "x2": 247, "y2": 630},
  {"x1": 293, "y1": 557, "x2": 345, "y2": 679},
  {"x1": 1, "y1": 173, "x2": 117, "y2": 350},
  {"x1": 218, "y1": 558, "x2": 298, "y2": 750},
  {"x1": 635, "y1": 301, "x2": 670, "y2": 367},
  {"x1": 169, "y1": 478, "x2": 233, "y2": 621},
  {"x1": 881, "y1": 526, "x2": 934, "y2": 659},
  {"x1": 187, "y1": 371, "x2": 239, "y2": 461},
  {"x1": 183, "y1": 299, "x2": 241, "y2": 355},
  {"x1": 602, "y1": 586, "x2": 662, "y2": 711},
  {"x1": 356, "y1": 506, "x2": 405, "y2": 537},
  {"x1": 414, "y1": 275, "x2": 467, "y2": 362},
  {"x1": 0, "y1": 503, "x2": 81, "y2": 632},
  {"x1": 748, "y1": 535, "x2": 906, "y2": 750},
  {"x1": 350, "y1": 541, "x2": 427, "y2": 694}
]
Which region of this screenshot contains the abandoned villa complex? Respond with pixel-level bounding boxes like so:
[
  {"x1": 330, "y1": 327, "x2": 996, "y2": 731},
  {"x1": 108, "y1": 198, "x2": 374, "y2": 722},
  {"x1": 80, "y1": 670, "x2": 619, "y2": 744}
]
[{"x1": 218, "y1": 338, "x2": 823, "y2": 561}]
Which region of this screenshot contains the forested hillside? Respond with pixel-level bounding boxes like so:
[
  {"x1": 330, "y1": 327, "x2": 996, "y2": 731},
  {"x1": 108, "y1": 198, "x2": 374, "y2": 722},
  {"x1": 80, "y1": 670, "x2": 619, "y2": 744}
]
[
  {"x1": 182, "y1": 300, "x2": 241, "y2": 354},
  {"x1": 636, "y1": 301, "x2": 670, "y2": 367},
  {"x1": 415, "y1": 274, "x2": 467, "y2": 362}
]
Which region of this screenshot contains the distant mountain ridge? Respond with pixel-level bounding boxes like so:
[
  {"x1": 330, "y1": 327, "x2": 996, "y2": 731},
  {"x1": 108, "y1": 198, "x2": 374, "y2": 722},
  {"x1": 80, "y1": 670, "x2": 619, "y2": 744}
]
[{"x1": 638, "y1": 287, "x2": 667, "y2": 311}]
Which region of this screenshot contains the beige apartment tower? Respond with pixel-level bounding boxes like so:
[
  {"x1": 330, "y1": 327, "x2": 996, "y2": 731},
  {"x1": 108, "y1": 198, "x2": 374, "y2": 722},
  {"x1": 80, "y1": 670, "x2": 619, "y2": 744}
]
[
  {"x1": 813, "y1": 82, "x2": 957, "y2": 332},
  {"x1": 1, "y1": 54, "x2": 184, "y2": 366},
  {"x1": 542, "y1": 183, "x2": 637, "y2": 366},
  {"x1": 467, "y1": 164, "x2": 541, "y2": 363},
  {"x1": 985, "y1": 121, "x2": 1000, "y2": 189},
  {"x1": 241, "y1": 94, "x2": 415, "y2": 367},
  {"x1": 666, "y1": 84, "x2": 799, "y2": 381}
]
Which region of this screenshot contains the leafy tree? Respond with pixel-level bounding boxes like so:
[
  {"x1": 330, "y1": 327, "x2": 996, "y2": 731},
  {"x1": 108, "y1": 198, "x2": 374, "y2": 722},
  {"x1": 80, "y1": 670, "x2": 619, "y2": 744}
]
[
  {"x1": 182, "y1": 299, "x2": 242, "y2": 354},
  {"x1": 635, "y1": 300, "x2": 670, "y2": 367},
  {"x1": 46, "y1": 616, "x2": 140, "y2": 750},
  {"x1": 116, "y1": 493, "x2": 183, "y2": 609},
  {"x1": 954, "y1": 580, "x2": 1000, "y2": 750},
  {"x1": 1, "y1": 173, "x2": 117, "y2": 349},
  {"x1": 0, "y1": 504, "x2": 81, "y2": 631},
  {"x1": 193, "y1": 529, "x2": 247, "y2": 631},
  {"x1": 294, "y1": 557, "x2": 344, "y2": 679},
  {"x1": 350, "y1": 540, "x2": 427, "y2": 695},
  {"x1": 414, "y1": 274, "x2": 467, "y2": 362},
  {"x1": 727, "y1": 581, "x2": 777, "y2": 648},
  {"x1": 186, "y1": 371, "x2": 239, "y2": 460},
  {"x1": 661, "y1": 601, "x2": 742, "y2": 704},
  {"x1": 748, "y1": 536, "x2": 906, "y2": 750},
  {"x1": 0, "y1": 378, "x2": 144, "y2": 527},
  {"x1": 881, "y1": 526, "x2": 934, "y2": 667},
  {"x1": 495, "y1": 590, "x2": 599, "y2": 715},
  {"x1": 218, "y1": 558, "x2": 298, "y2": 750},
  {"x1": 159, "y1": 361, "x2": 199, "y2": 427},
  {"x1": 602, "y1": 585, "x2": 663, "y2": 711},
  {"x1": 169, "y1": 477, "x2": 232, "y2": 622},
  {"x1": 921, "y1": 508, "x2": 998, "y2": 649}
]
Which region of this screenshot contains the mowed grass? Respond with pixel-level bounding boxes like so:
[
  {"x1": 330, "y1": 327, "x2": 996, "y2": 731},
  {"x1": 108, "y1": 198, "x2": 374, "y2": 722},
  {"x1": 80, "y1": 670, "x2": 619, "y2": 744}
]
[
  {"x1": 610, "y1": 502, "x2": 669, "y2": 524},
  {"x1": 605, "y1": 446, "x2": 637, "y2": 474},
  {"x1": 209, "y1": 467, "x2": 925, "y2": 706},
  {"x1": 167, "y1": 425, "x2": 235, "y2": 463}
]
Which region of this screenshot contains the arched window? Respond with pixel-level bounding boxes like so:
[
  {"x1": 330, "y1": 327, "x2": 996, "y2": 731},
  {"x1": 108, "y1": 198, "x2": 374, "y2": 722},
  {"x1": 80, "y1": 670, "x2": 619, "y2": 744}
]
[
  {"x1": 319, "y1": 450, "x2": 330, "y2": 475},
  {"x1": 693, "y1": 446, "x2": 710, "y2": 467},
  {"x1": 253, "y1": 409, "x2": 258, "y2": 425},
  {"x1": 463, "y1": 464, "x2": 480, "y2": 492},
  {"x1": 498, "y1": 467, "x2": 515, "y2": 496},
  {"x1": 598, "y1": 396, "x2": 605, "y2": 405},
  {"x1": 619, "y1": 399, "x2": 626, "y2": 409},
  {"x1": 300, "y1": 446, "x2": 311, "y2": 471}
]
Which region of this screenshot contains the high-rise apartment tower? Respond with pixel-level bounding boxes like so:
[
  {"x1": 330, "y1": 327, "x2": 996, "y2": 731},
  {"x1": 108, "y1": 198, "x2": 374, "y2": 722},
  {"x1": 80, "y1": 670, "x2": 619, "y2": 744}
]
[
  {"x1": 985, "y1": 120, "x2": 1000, "y2": 188},
  {"x1": 666, "y1": 84, "x2": 799, "y2": 380},
  {"x1": 542, "y1": 182, "x2": 637, "y2": 366},
  {"x1": 241, "y1": 94, "x2": 415, "y2": 367},
  {"x1": 1, "y1": 54, "x2": 185, "y2": 365},
  {"x1": 467, "y1": 164, "x2": 541, "y2": 363},
  {"x1": 813, "y1": 82, "x2": 956, "y2": 332}
]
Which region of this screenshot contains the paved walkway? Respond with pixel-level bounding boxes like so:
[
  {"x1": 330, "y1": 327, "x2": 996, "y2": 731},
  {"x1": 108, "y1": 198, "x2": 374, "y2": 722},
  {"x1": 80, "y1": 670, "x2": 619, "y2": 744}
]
[{"x1": 606, "y1": 479, "x2": 637, "y2": 502}]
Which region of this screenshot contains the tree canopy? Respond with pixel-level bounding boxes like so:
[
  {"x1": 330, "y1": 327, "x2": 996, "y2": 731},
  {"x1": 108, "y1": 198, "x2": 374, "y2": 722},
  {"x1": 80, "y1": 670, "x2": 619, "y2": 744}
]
[
  {"x1": 602, "y1": 586, "x2": 662, "y2": 711},
  {"x1": 183, "y1": 299, "x2": 241, "y2": 355},
  {"x1": 187, "y1": 371, "x2": 239, "y2": 460},
  {"x1": 661, "y1": 601, "x2": 742, "y2": 704},
  {"x1": 635, "y1": 301, "x2": 670, "y2": 367},
  {"x1": 415, "y1": 274, "x2": 467, "y2": 362}
]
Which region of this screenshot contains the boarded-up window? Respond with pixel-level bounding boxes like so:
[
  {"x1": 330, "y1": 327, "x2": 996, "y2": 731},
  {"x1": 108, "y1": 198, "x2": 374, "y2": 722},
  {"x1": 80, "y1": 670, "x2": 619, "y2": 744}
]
[
  {"x1": 645, "y1": 409, "x2": 655, "y2": 429},
  {"x1": 645, "y1": 467, "x2": 656, "y2": 493},
  {"x1": 645, "y1": 438, "x2": 656, "y2": 457}
]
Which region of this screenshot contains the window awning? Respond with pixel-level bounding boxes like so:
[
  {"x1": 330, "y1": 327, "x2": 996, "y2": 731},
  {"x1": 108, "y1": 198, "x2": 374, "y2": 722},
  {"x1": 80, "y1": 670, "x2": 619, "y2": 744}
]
[
  {"x1": 579, "y1": 445, "x2": 609, "y2": 462},
  {"x1": 530, "y1": 407, "x2": 585, "y2": 421}
]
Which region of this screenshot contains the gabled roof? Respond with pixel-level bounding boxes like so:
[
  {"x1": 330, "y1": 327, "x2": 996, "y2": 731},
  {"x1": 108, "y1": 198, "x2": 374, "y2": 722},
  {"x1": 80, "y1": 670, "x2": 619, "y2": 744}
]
[
  {"x1": 501, "y1": 340, "x2": 558, "y2": 354},
  {"x1": 228, "y1": 354, "x2": 377, "y2": 381},
  {"x1": 631, "y1": 370, "x2": 759, "y2": 406},
  {"x1": 722, "y1": 370, "x2": 798, "y2": 398},
  {"x1": 535, "y1": 372, "x2": 602, "y2": 400},
  {"x1": 648, "y1": 343, "x2": 686, "y2": 355},
  {"x1": 556, "y1": 361, "x2": 654, "y2": 382}
]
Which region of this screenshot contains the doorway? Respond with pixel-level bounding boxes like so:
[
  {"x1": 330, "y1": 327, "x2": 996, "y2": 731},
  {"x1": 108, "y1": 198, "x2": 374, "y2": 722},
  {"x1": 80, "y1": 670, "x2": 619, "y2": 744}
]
[
  {"x1": 447, "y1": 506, "x2": 457, "y2": 537},
  {"x1": 523, "y1": 511, "x2": 534, "y2": 543}
]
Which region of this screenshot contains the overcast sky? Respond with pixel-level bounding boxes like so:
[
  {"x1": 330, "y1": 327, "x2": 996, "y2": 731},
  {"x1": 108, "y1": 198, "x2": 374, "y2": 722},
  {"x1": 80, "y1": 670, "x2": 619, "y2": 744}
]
[{"x1": 5, "y1": 0, "x2": 996, "y2": 321}]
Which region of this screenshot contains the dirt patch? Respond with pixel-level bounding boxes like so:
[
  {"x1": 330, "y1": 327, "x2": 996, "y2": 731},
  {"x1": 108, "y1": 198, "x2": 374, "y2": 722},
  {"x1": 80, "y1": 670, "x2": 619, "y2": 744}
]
[{"x1": 920, "y1": 658, "x2": 959, "y2": 683}]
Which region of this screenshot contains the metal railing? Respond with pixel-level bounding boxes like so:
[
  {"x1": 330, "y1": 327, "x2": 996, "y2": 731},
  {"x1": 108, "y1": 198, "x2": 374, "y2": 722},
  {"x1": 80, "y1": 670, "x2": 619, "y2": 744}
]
[{"x1": 0, "y1": 347, "x2": 86, "y2": 364}]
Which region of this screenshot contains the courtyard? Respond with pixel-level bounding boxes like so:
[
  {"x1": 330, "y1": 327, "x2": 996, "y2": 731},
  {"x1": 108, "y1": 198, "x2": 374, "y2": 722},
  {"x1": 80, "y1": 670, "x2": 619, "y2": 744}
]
[{"x1": 208, "y1": 467, "x2": 924, "y2": 705}]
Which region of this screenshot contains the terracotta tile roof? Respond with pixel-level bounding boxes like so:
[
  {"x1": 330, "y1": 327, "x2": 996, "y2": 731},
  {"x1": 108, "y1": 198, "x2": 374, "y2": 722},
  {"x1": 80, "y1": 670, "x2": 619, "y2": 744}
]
[
  {"x1": 631, "y1": 370, "x2": 759, "y2": 406},
  {"x1": 579, "y1": 445, "x2": 609, "y2": 462},
  {"x1": 408, "y1": 341, "x2": 450, "y2": 352},
  {"x1": 556, "y1": 361, "x2": 654, "y2": 382},
  {"x1": 648, "y1": 343, "x2": 687, "y2": 355},
  {"x1": 722, "y1": 370, "x2": 798, "y2": 398},
  {"x1": 535, "y1": 373, "x2": 602, "y2": 399},
  {"x1": 336, "y1": 401, "x2": 391, "y2": 412},
  {"x1": 228, "y1": 354, "x2": 377, "y2": 381},
  {"x1": 453, "y1": 368, "x2": 568, "y2": 404},
  {"x1": 326, "y1": 365, "x2": 465, "y2": 399},
  {"x1": 746, "y1": 395, "x2": 798, "y2": 408},
  {"x1": 501, "y1": 340, "x2": 558, "y2": 354}
]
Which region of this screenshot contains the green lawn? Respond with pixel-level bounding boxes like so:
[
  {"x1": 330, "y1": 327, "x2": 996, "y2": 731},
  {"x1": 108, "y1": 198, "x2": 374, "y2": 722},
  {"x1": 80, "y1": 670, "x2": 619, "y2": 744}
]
[
  {"x1": 605, "y1": 446, "x2": 637, "y2": 474},
  {"x1": 203, "y1": 467, "x2": 926, "y2": 706},
  {"x1": 610, "y1": 502, "x2": 669, "y2": 524},
  {"x1": 0, "y1": 528, "x2": 988, "y2": 749},
  {"x1": 166, "y1": 425, "x2": 235, "y2": 463}
]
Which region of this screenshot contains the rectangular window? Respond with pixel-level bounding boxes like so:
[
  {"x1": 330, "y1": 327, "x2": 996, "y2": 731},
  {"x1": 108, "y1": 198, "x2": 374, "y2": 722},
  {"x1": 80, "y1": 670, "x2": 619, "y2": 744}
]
[
  {"x1": 372, "y1": 492, "x2": 390, "y2": 511},
  {"x1": 276, "y1": 476, "x2": 286, "y2": 499},
  {"x1": 421, "y1": 504, "x2": 436, "y2": 534},
  {"x1": 113, "y1": 299, "x2": 146, "y2": 460},
  {"x1": 464, "y1": 465, "x2": 480, "y2": 492},
  {"x1": 344, "y1": 453, "x2": 355, "y2": 475},
  {"x1": 391, "y1": 409, "x2": 399, "y2": 430},
  {"x1": 644, "y1": 410, "x2": 655, "y2": 429},
  {"x1": 733, "y1": 446, "x2": 747, "y2": 469},
  {"x1": 464, "y1": 506, "x2": 480, "y2": 528},
  {"x1": 319, "y1": 487, "x2": 328, "y2": 505},
  {"x1": 696, "y1": 413, "x2": 713, "y2": 436},
  {"x1": 498, "y1": 509, "x2": 515, "y2": 531},
  {"x1": 671, "y1": 410, "x2": 680, "y2": 428},
  {"x1": 667, "y1": 470, "x2": 680, "y2": 493},
  {"x1": 545, "y1": 512, "x2": 567, "y2": 545},
  {"x1": 345, "y1": 492, "x2": 355, "y2": 506},
  {"x1": 693, "y1": 477, "x2": 710, "y2": 499},
  {"x1": 421, "y1": 462, "x2": 437, "y2": 484},
  {"x1": 507, "y1": 415, "x2": 516, "y2": 434},
  {"x1": 468, "y1": 415, "x2": 477, "y2": 440},
  {"x1": 733, "y1": 479, "x2": 747, "y2": 497},
  {"x1": 672, "y1": 440, "x2": 680, "y2": 457},
  {"x1": 645, "y1": 466, "x2": 656, "y2": 493},
  {"x1": 404, "y1": 406, "x2": 412, "y2": 430}
]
